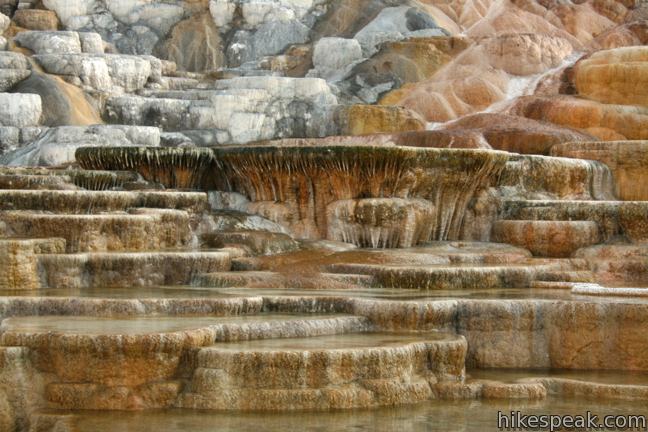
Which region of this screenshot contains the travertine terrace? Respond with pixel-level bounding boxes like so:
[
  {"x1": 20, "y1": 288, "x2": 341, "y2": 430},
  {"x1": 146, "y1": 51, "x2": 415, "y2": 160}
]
[{"x1": 0, "y1": 0, "x2": 647, "y2": 431}]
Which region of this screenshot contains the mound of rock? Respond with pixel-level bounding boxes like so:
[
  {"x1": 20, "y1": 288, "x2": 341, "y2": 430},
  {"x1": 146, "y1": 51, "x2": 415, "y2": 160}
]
[{"x1": 574, "y1": 46, "x2": 648, "y2": 106}]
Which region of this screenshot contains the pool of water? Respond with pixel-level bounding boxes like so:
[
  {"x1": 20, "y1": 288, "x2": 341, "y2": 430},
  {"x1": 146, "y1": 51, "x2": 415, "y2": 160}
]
[
  {"x1": 61, "y1": 397, "x2": 648, "y2": 431},
  {"x1": 0, "y1": 286, "x2": 239, "y2": 299},
  {"x1": 0, "y1": 313, "x2": 351, "y2": 335},
  {"x1": 3, "y1": 285, "x2": 648, "y2": 306},
  {"x1": 210, "y1": 331, "x2": 454, "y2": 352},
  {"x1": 468, "y1": 368, "x2": 648, "y2": 386}
]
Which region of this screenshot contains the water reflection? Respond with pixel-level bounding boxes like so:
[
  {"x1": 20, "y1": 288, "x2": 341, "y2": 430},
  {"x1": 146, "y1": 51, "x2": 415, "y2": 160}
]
[{"x1": 69, "y1": 397, "x2": 648, "y2": 432}]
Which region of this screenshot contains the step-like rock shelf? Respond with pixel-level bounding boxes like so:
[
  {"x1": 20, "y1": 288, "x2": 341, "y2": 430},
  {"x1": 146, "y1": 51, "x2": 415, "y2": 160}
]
[{"x1": 0, "y1": 1, "x2": 648, "y2": 429}]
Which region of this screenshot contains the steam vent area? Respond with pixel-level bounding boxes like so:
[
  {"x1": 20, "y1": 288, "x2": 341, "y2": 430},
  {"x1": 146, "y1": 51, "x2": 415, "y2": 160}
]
[{"x1": 1, "y1": 0, "x2": 648, "y2": 431}]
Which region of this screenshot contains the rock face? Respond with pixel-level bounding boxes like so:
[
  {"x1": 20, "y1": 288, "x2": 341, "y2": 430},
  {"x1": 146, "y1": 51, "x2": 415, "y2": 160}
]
[
  {"x1": 105, "y1": 77, "x2": 338, "y2": 142},
  {"x1": 438, "y1": 113, "x2": 597, "y2": 155},
  {"x1": 0, "y1": 94, "x2": 42, "y2": 128},
  {"x1": 334, "y1": 104, "x2": 425, "y2": 135},
  {"x1": 14, "y1": 31, "x2": 83, "y2": 54},
  {"x1": 3, "y1": 0, "x2": 648, "y2": 428},
  {"x1": 574, "y1": 46, "x2": 648, "y2": 106},
  {"x1": 508, "y1": 46, "x2": 648, "y2": 140},
  {"x1": 12, "y1": 9, "x2": 60, "y2": 31},
  {"x1": 311, "y1": 37, "x2": 363, "y2": 81},
  {"x1": 492, "y1": 220, "x2": 601, "y2": 257},
  {"x1": 76, "y1": 145, "x2": 509, "y2": 242},
  {"x1": 483, "y1": 33, "x2": 573, "y2": 76},
  {"x1": 353, "y1": 6, "x2": 448, "y2": 56},
  {"x1": 1, "y1": 125, "x2": 160, "y2": 166},
  {"x1": 551, "y1": 140, "x2": 648, "y2": 200},
  {"x1": 0, "y1": 240, "x2": 48, "y2": 290},
  {"x1": 33, "y1": 53, "x2": 152, "y2": 93},
  {"x1": 158, "y1": 12, "x2": 224, "y2": 72},
  {"x1": 326, "y1": 198, "x2": 436, "y2": 248}
]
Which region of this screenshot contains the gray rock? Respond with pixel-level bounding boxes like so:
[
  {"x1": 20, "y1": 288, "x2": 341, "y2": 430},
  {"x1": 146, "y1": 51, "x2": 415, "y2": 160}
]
[
  {"x1": 35, "y1": 54, "x2": 113, "y2": 92},
  {"x1": 0, "y1": 126, "x2": 47, "y2": 155},
  {"x1": 354, "y1": 6, "x2": 443, "y2": 55},
  {"x1": 254, "y1": 20, "x2": 310, "y2": 58},
  {"x1": 179, "y1": 129, "x2": 222, "y2": 146},
  {"x1": 0, "y1": 69, "x2": 31, "y2": 91},
  {"x1": 41, "y1": 0, "x2": 99, "y2": 27},
  {"x1": 14, "y1": 31, "x2": 83, "y2": 54},
  {"x1": 33, "y1": 53, "x2": 152, "y2": 93},
  {"x1": 20, "y1": 126, "x2": 47, "y2": 143},
  {"x1": 160, "y1": 132, "x2": 193, "y2": 147},
  {"x1": 312, "y1": 37, "x2": 363, "y2": 81},
  {"x1": 114, "y1": 26, "x2": 159, "y2": 55},
  {"x1": 11, "y1": 72, "x2": 92, "y2": 126},
  {"x1": 0, "y1": 36, "x2": 6, "y2": 51},
  {"x1": 104, "y1": 96, "x2": 196, "y2": 130},
  {"x1": 102, "y1": 54, "x2": 152, "y2": 92},
  {"x1": 0, "y1": 12, "x2": 9, "y2": 34},
  {"x1": 228, "y1": 21, "x2": 310, "y2": 66},
  {"x1": 0, "y1": 126, "x2": 19, "y2": 155},
  {"x1": 0, "y1": 125, "x2": 160, "y2": 166},
  {"x1": 209, "y1": 76, "x2": 337, "y2": 143},
  {"x1": 404, "y1": 28, "x2": 448, "y2": 38},
  {"x1": 78, "y1": 32, "x2": 104, "y2": 53},
  {"x1": 208, "y1": 191, "x2": 250, "y2": 212},
  {"x1": 405, "y1": 8, "x2": 440, "y2": 31},
  {"x1": 0, "y1": 93, "x2": 42, "y2": 127},
  {"x1": 206, "y1": 210, "x2": 291, "y2": 235},
  {"x1": 0, "y1": 52, "x2": 31, "y2": 70},
  {"x1": 130, "y1": 3, "x2": 184, "y2": 35}
]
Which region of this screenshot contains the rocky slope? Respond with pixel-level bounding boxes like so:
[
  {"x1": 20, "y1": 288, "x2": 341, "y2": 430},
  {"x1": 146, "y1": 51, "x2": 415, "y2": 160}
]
[{"x1": 0, "y1": 0, "x2": 644, "y2": 159}]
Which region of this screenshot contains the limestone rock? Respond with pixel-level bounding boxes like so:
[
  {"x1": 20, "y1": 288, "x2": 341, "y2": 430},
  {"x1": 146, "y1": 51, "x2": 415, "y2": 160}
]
[
  {"x1": 78, "y1": 32, "x2": 104, "y2": 54},
  {"x1": 127, "y1": 3, "x2": 185, "y2": 35},
  {"x1": 354, "y1": 6, "x2": 447, "y2": 56},
  {"x1": 206, "y1": 76, "x2": 338, "y2": 142},
  {"x1": 336, "y1": 36, "x2": 460, "y2": 103},
  {"x1": 498, "y1": 154, "x2": 616, "y2": 200},
  {"x1": 209, "y1": 0, "x2": 235, "y2": 29},
  {"x1": 159, "y1": 12, "x2": 224, "y2": 72},
  {"x1": 79, "y1": 146, "x2": 509, "y2": 241},
  {"x1": 0, "y1": 11, "x2": 8, "y2": 34},
  {"x1": 0, "y1": 127, "x2": 20, "y2": 155},
  {"x1": 551, "y1": 140, "x2": 648, "y2": 201},
  {"x1": 492, "y1": 220, "x2": 601, "y2": 257},
  {"x1": 574, "y1": 46, "x2": 648, "y2": 107},
  {"x1": 11, "y1": 72, "x2": 102, "y2": 126},
  {"x1": 510, "y1": 95, "x2": 648, "y2": 140},
  {"x1": 326, "y1": 198, "x2": 436, "y2": 248},
  {"x1": 12, "y1": 9, "x2": 60, "y2": 30},
  {"x1": 483, "y1": 33, "x2": 572, "y2": 76},
  {"x1": 334, "y1": 104, "x2": 425, "y2": 135},
  {"x1": 311, "y1": 37, "x2": 363, "y2": 81},
  {"x1": 0, "y1": 52, "x2": 31, "y2": 70},
  {"x1": 41, "y1": 0, "x2": 98, "y2": 27},
  {"x1": 115, "y1": 25, "x2": 160, "y2": 55},
  {"x1": 0, "y1": 69, "x2": 30, "y2": 92},
  {"x1": 440, "y1": 113, "x2": 597, "y2": 155},
  {"x1": 34, "y1": 53, "x2": 152, "y2": 93},
  {"x1": 105, "y1": 96, "x2": 196, "y2": 131},
  {"x1": 14, "y1": 31, "x2": 82, "y2": 55},
  {"x1": 0, "y1": 93, "x2": 41, "y2": 128},
  {"x1": 0, "y1": 125, "x2": 160, "y2": 166},
  {"x1": 228, "y1": 20, "x2": 310, "y2": 66}
]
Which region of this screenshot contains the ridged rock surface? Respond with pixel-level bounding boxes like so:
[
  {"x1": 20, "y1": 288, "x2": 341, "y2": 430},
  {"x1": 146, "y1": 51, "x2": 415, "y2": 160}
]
[
  {"x1": 574, "y1": 46, "x2": 648, "y2": 106},
  {"x1": 551, "y1": 140, "x2": 648, "y2": 200}
]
